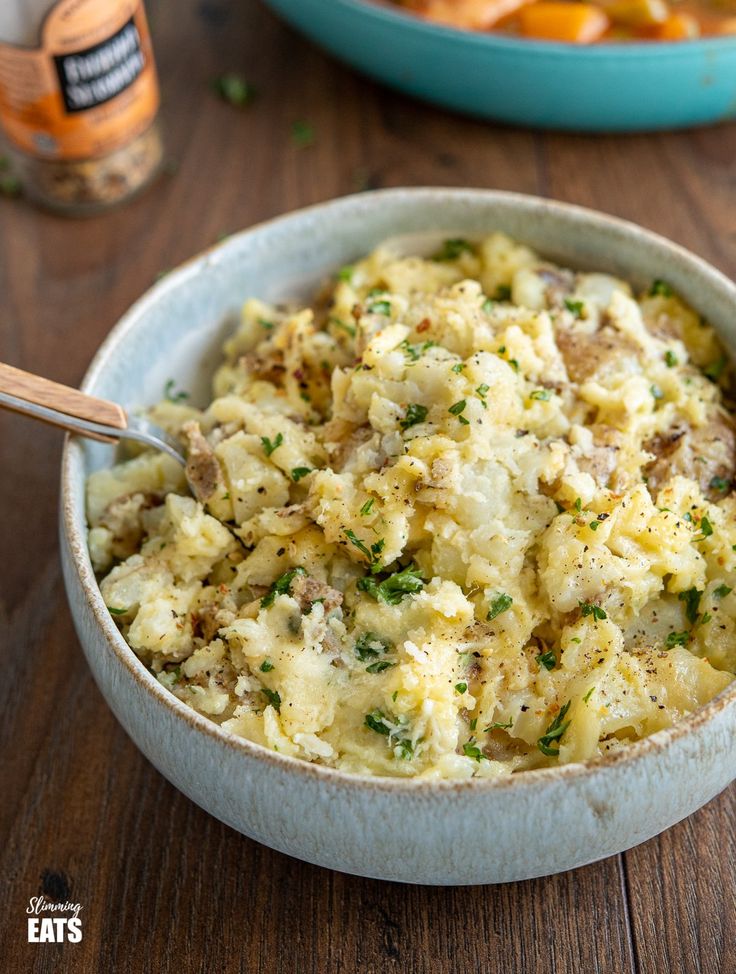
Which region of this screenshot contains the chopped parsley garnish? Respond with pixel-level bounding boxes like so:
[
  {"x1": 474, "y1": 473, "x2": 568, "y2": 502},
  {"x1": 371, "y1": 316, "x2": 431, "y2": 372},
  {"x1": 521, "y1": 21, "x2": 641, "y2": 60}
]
[
  {"x1": 359, "y1": 498, "x2": 374, "y2": 516},
  {"x1": 367, "y1": 299, "x2": 391, "y2": 316},
  {"x1": 257, "y1": 317, "x2": 274, "y2": 330},
  {"x1": 260, "y1": 660, "x2": 274, "y2": 673},
  {"x1": 537, "y1": 701, "x2": 571, "y2": 757},
  {"x1": 574, "y1": 497, "x2": 582, "y2": 512},
  {"x1": 329, "y1": 316, "x2": 356, "y2": 338},
  {"x1": 364, "y1": 710, "x2": 391, "y2": 735},
  {"x1": 666, "y1": 630, "x2": 690, "y2": 649},
  {"x1": 400, "y1": 403, "x2": 428, "y2": 430},
  {"x1": 476, "y1": 383, "x2": 490, "y2": 401},
  {"x1": 357, "y1": 564, "x2": 425, "y2": 605},
  {"x1": 579, "y1": 601, "x2": 607, "y2": 621},
  {"x1": 448, "y1": 400, "x2": 468, "y2": 425},
  {"x1": 649, "y1": 278, "x2": 674, "y2": 298},
  {"x1": 710, "y1": 476, "x2": 730, "y2": 493},
  {"x1": 714, "y1": 584, "x2": 733, "y2": 599},
  {"x1": 261, "y1": 432, "x2": 283, "y2": 456},
  {"x1": 704, "y1": 357, "x2": 726, "y2": 383},
  {"x1": 291, "y1": 120, "x2": 315, "y2": 147},
  {"x1": 337, "y1": 265, "x2": 354, "y2": 282},
  {"x1": 346, "y1": 530, "x2": 384, "y2": 571},
  {"x1": 482, "y1": 298, "x2": 495, "y2": 313},
  {"x1": 462, "y1": 739, "x2": 487, "y2": 762},
  {"x1": 487, "y1": 593, "x2": 513, "y2": 621},
  {"x1": 212, "y1": 73, "x2": 254, "y2": 107},
  {"x1": 678, "y1": 588, "x2": 702, "y2": 625},
  {"x1": 260, "y1": 566, "x2": 307, "y2": 609},
  {"x1": 291, "y1": 467, "x2": 312, "y2": 482},
  {"x1": 433, "y1": 238, "x2": 474, "y2": 261},
  {"x1": 455, "y1": 682, "x2": 468, "y2": 694},
  {"x1": 589, "y1": 521, "x2": 600, "y2": 531},
  {"x1": 695, "y1": 516, "x2": 714, "y2": 540},
  {"x1": 664, "y1": 350, "x2": 678, "y2": 368},
  {"x1": 164, "y1": 379, "x2": 189, "y2": 403},
  {"x1": 536, "y1": 650, "x2": 556, "y2": 671},
  {"x1": 355, "y1": 632, "x2": 393, "y2": 661},
  {"x1": 451, "y1": 363, "x2": 465, "y2": 374},
  {"x1": 395, "y1": 739, "x2": 415, "y2": 760},
  {"x1": 649, "y1": 279, "x2": 673, "y2": 297},
  {"x1": 398, "y1": 338, "x2": 437, "y2": 362},
  {"x1": 366, "y1": 660, "x2": 395, "y2": 674},
  {"x1": 582, "y1": 687, "x2": 595, "y2": 704},
  {"x1": 529, "y1": 389, "x2": 551, "y2": 401},
  {"x1": 262, "y1": 687, "x2": 282, "y2": 712},
  {"x1": 495, "y1": 285, "x2": 512, "y2": 302},
  {"x1": 564, "y1": 298, "x2": 584, "y2": 318},
  {"x1": 485, "y1": 718, "x2": 513, "y2": 731},
  {"x1": 107, "y1": 606, "x2": 128, "y2": 615}
]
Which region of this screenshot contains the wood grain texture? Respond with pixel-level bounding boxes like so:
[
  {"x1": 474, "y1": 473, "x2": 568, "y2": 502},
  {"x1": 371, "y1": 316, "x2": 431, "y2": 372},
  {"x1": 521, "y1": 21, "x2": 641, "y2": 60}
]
[
  {"x1": 1, "y1": 1, "x2": 735, "y2": 971},
  {"x1": 0, "y1": 362, "x2": 127, "y2": 436}
]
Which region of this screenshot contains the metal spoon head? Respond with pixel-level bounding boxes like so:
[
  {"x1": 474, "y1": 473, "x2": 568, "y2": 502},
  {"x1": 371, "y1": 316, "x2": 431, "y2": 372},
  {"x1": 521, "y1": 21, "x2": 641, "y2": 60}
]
[{"x1": 122, "y1": 415, "x2": 187, "y2": 466}]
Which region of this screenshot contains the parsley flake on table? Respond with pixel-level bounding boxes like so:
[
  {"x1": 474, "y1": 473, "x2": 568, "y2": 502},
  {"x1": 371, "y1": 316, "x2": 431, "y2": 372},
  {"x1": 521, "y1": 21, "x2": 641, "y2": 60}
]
[
  {"x1": 291, "y1": 120, "x2": 315, "y2": 147},
  {"x1": 211, "y1": 73, "x2": 254, "y2": 107}
]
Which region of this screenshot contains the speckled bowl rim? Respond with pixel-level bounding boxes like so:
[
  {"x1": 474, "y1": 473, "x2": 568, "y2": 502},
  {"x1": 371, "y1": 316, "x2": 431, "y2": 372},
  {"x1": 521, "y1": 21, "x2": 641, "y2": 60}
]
[{"x1": 61, "y1": 187, "x2": 736, "y2": 795}]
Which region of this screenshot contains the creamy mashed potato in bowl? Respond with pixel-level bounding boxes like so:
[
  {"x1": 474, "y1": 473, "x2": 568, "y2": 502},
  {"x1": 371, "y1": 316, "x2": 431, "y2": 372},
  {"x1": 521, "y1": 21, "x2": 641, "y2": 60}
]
[{"x1": 61, "y1": 190, "x2": 736, "y2": 883}]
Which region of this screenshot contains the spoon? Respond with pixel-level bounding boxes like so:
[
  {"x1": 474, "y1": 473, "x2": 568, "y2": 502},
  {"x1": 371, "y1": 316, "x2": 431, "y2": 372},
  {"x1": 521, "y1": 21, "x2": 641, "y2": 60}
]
[{"x1": 0, "y1": 362, "x2": 186, "y2": 465}]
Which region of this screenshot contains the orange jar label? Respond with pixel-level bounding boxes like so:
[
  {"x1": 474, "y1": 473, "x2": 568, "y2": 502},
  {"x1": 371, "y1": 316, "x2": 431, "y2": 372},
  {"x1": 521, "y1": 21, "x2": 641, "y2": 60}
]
[{"x1": 0, "y1": 0, "x2": 159, "y2": 161}]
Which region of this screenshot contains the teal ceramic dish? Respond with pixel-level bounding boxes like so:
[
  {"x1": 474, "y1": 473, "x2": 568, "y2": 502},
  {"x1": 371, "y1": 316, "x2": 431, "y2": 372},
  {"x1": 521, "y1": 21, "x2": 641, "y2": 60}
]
[{"x1": 262, "y1": 0, "x2": 736, "y2": 132}]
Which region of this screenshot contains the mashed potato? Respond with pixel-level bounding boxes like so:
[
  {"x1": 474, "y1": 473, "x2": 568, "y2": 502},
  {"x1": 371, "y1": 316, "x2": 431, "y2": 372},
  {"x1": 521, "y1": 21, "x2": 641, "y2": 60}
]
[{"x1": 87, "y1": 233, "x2": 736, "y2": 778}]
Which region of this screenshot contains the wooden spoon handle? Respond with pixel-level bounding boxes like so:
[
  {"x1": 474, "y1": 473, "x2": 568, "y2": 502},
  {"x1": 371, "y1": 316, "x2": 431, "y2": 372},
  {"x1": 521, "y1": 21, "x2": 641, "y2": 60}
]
[{"x1": 0, "y1": 362, "x2": 127, "y2": 431}]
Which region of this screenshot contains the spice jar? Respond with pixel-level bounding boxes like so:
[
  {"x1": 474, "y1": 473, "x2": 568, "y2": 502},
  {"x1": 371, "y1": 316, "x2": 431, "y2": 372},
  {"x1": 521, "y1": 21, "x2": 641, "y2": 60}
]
[{"x1": 0, "y1": 0, "x2": 163, "y2": 215}]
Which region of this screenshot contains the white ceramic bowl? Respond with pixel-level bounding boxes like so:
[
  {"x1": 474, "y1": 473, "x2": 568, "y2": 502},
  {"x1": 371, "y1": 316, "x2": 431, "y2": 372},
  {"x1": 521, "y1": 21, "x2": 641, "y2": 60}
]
[{"x1": 61, "y1": 189, "x2": 736, "y2": 885}]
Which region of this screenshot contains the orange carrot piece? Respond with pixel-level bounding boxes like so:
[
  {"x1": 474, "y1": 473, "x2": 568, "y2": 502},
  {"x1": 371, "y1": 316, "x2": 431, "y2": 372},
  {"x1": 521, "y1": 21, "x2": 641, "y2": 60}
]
[
  {"x1": 717, "y1": 17, "x2": 736, "y2": 35},
  {"x1": 422, "y1": 0, "x2": 531, "y2": 30},
  {"x1": 519, "y1": 2, "x2": 610, "y2": 42},
  {"x1": 650, "y1": 11, "x2": 700, "y2": 39}
]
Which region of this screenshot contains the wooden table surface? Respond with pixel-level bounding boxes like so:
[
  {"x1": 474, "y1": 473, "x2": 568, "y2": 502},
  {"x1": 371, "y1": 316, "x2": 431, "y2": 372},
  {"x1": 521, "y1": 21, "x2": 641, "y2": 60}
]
[{"x1": 2, "y1": 1, "x2": 736, "y2": 971}]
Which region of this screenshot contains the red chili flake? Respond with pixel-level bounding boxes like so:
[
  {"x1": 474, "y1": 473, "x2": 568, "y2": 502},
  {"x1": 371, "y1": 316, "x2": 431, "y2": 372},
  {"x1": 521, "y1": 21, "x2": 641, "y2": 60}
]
[{"x1": 417, "y1": 318, "x2": 431, "y2": 333}]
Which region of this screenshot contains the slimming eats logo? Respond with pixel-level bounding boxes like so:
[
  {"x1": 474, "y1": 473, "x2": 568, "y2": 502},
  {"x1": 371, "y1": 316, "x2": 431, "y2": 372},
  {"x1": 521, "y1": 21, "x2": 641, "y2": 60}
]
[{"x1": 27, "y1": 895, "x2": 83, "y2": 943}]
